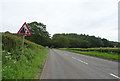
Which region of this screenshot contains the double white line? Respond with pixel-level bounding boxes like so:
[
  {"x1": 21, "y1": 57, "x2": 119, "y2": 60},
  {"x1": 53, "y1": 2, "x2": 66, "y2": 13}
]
[{"x1": 72, "y1": 57, "x2": 88, "y2": 65}]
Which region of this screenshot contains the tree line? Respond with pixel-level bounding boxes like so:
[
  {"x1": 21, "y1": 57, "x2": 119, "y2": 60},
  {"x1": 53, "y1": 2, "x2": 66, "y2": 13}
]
[
  {"x1": 4, "y1": 21, "x2": 120, "y2": 48},
  {"x1": 52, "y1": 33, "x2": 119, "y2": 48}
]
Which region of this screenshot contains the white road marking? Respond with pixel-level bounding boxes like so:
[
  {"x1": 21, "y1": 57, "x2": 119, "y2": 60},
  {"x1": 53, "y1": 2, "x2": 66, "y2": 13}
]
[
  {"x1": 72, "y1": 57, "x2": 88, "y2": 65},
  {"x1": 110, "y1": 73, "x2": 120, "y2": 79}
]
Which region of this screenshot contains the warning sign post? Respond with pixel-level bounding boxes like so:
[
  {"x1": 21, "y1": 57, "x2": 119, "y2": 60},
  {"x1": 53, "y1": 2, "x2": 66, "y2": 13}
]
[{"x1": 17, "y1": 22, "x2": 32, "y2": 54}]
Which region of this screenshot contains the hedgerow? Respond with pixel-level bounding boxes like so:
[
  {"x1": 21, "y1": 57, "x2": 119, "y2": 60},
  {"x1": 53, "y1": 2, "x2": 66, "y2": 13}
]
[{"x1": 2, "y1": 33, "x2": 48, "y2": 79}]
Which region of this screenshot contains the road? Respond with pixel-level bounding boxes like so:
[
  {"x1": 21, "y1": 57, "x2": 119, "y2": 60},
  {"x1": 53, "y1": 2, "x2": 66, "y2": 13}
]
[{"x1": 40, "y1": 49, "x2": 119, "y2": 79}]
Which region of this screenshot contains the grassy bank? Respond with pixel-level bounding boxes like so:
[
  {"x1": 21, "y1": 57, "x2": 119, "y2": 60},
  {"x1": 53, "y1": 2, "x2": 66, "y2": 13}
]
[
  {"x1": 2, "y1": 33, "x2": 49, "y2": 79},
  {"x1": 59, "y1": 48, "x2": 119, "y2": 61},
  {"x1": 67, "y1": 48, "x2": 120, "y2": 54}
]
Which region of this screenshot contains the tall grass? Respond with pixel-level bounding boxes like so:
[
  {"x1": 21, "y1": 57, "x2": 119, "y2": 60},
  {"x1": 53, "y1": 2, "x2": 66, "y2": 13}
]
[{"x1": 2, "y1": 33, "x2": 49, "y2": 79}]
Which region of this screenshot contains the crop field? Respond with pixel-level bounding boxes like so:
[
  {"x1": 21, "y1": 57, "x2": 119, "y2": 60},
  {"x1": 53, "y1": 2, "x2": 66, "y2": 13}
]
[
  {"x1": 2, "y1": 33, "x2": 49, "y2": 79},
  {"x1": 60, "y1": 48, "x2": 120, "y2": 61}
]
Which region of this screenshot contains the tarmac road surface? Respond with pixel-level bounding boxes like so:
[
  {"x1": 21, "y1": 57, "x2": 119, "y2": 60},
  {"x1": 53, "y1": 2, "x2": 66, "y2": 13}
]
[{"x1": 40, "y1": 49, "x2": 119, "y2": 79}]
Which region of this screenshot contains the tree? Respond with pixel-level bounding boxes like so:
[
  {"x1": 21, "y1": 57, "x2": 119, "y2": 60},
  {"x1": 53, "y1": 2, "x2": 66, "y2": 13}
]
[
  {"x1": 102, "y1": 38, "x2": 109, "y2": 47},
  {"x1": 52, "y1": 34, "x2": 69, "y2": 48},
  {"x1": 69, "y1": 38, "x2": 80, "y2": 48},
  {"x1": 52, "y1": 33, "x2": 107, "y2": 48},
  {"x1": 25, "y1": 21, "x2": 51, "y2": 47}
]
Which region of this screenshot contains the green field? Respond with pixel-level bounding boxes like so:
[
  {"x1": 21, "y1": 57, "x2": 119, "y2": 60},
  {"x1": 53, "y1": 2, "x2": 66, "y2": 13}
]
[
  {"x1": 59, "y1": 48, "x2": 120, "y2": 61},
  {"x1": 2, "y1": 33, "x2": 49, "y2": 79}
]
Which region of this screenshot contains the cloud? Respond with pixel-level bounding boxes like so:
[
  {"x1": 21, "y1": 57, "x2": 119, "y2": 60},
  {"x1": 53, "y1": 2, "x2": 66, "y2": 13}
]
[{"x1": 0, "y1": 0, "x2": 119, "y2": 41}]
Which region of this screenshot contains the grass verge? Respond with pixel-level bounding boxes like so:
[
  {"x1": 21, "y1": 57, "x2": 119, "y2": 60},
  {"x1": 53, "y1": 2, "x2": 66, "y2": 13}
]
[
  {"x1": 59, "y1": 48, "x2": 119, "y2": 61},
  {"x1": 2, "y1": 33, "x2": 49, "y2": 79}
]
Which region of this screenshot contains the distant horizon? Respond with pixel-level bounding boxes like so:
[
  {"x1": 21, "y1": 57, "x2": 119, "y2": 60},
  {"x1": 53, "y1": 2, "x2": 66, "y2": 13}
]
[{"x1": 1, "y1": 30, "x2": 118, "y2": 42}]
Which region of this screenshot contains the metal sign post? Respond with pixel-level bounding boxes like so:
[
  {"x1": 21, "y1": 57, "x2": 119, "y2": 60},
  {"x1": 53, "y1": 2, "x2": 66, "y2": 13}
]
[
  {"x1": 17, "y1": 22, "x2": 32, "y2": 59},
  {"x1": 17, "y1": 22, "x2": 32, "y2": 77},
  {"x1": 22, "y1": 35, "x2": 25, "y2": 53}
]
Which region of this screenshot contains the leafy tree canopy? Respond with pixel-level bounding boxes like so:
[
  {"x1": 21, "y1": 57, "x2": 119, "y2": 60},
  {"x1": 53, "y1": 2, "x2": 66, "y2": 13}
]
[{"x1": 25, "y1": 21, "x2": 51, "y2": 47}]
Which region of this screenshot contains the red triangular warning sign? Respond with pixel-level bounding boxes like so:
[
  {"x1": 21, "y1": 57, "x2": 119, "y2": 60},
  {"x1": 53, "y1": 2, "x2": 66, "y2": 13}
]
[{"x1": 17, "y1": 22, "x2": 32, "y2": 35}]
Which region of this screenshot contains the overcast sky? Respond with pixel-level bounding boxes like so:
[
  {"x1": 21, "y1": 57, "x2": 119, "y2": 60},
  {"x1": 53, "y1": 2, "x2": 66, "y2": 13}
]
[{"x1": 0, "y1": 0, "x2": 119, "y2": 42}]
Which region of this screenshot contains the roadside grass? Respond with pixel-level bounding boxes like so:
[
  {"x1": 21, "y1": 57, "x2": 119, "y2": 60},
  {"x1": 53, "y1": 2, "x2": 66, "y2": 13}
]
[
  {"x1": 59, "y1": 48, "x2": 119, "y2": 61},
  {"x1": 2, "y1": 33, "x2": 49, "y2": 79},
  {"x1": 2, "y1": 45, "x2": 49, "y2": 79}
]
